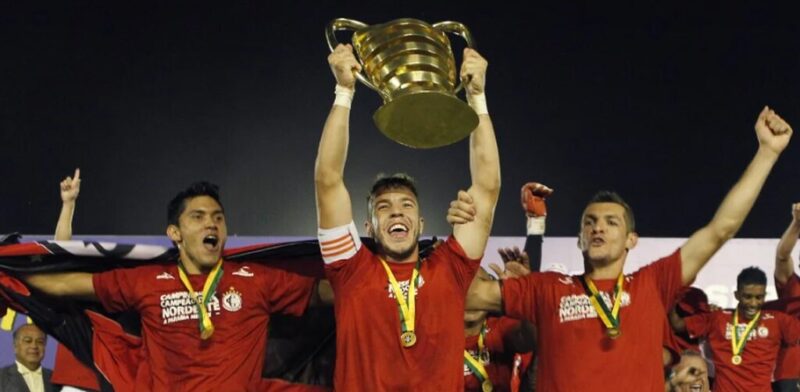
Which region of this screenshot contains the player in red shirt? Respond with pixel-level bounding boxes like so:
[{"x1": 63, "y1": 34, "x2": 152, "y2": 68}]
[
  {"x1": 22, "y1": 181, "x2": 331, "y2": 391},
  {"x1": 773, "y1": 202, "x2": 800, "y2": 391},
  {"x1": 315, "y1": 44, "x2": 500, "y2": 391},
  {"x1": 466, "y1": 107, "x2": 793, "y2": 391},
  {"x1": 671, "y1": 267, "x2": 800, "y2": 392}
]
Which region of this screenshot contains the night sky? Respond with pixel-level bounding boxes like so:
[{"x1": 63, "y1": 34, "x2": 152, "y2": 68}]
[{"x1": 2, "y1": 2, "x2": 799, "y2": 239}]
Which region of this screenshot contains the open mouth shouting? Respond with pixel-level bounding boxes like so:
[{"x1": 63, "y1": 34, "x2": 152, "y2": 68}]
[
  {"x1": 202, "y1": 234, "x2": 220, "y2": 251},
  {"x1": 388, "y1": 223, "x2": 409, "y2": 240}
]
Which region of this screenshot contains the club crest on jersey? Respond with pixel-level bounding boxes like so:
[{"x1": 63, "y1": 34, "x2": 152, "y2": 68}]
[
  {"x1": 386, "y1": 276, "x2": 426, "y2": 299},
  {"x1": 222, "y1": 286, "x2": 243, "y2": 312},
  {"x1": 757, "y1": 326, "x2": 769, "y2": 338}
]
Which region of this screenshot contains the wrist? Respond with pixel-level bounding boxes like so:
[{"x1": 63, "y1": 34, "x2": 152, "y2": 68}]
[
  {"x1": 526, "y1": 216, "x2": 546, "y2": 235},
  {"x1": 334, "y1": 85, "x2": 355, "y2": 108},
  {"x1": 467, "y1": 92, "x2": 488, "y2": 115},
  {"x1": 756, "y1": 145, "x2": 781, "y2": 160},
  {"x1": 61, "y1": 200, "x2": 76, "y2": 208}
]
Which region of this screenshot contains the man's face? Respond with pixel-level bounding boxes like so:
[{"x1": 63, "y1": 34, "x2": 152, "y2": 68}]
[
  {"x1": 673, "y1": 355, "x2": 709, "y2": 392},
  {"x1": 734, "y1": 284, "x2": 767, "y2": 319},
  {"x1": 367, "y1": 188, "x2": 423, "y2": 262},
  {"x1": 578, "y1": 202, "x2": 637, "y2": 266},
  {"x1": 167, "y1": 196, "x2": 227, "y2": 272},
  {"x1": 14, "y1": 325, "x2": 45, "y2": 370}
]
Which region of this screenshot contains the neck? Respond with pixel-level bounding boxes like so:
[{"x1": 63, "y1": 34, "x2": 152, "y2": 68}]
[
  {"x1": 17, "y1": 360, "x2": 39, "y2": 372},
  {"x1": 179, "y1": 257, "x2": 215, "y2": 275},
  {"x1": 585, "y1": 259, "x2": 624, "y2": 280},
  {"x1": 379, "y1": 244, "x2": 419, "y2": 264}
]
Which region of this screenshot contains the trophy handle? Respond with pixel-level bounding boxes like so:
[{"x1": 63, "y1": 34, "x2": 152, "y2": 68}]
[
  {"x1": 433, "y1": 21, "x2": 475, "y2": 94},
  {"x1": 325, "y1": 18, "x2": 382, "y2": 95}
]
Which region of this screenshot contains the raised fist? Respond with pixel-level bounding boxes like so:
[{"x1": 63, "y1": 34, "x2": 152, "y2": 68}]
[
  {"x1": 521, "y1": 182, "x2": 553, "y2": 217},
  {"x1": 754, "y1": 106, "x2": 792, "y2": 155},
  {"x1": 328, "y1": 44, "x2": 361, "y2": 89}
]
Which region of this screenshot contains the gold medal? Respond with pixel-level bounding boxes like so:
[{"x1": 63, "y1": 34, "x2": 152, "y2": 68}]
[
  {"x1": 606, "y1": 327, "x2": 621, "y2": 339},
  {"x1": 401, "y1": 331, "x2": 417, "y2": 348},
  {"x1": 583, "y1": 274, "x2": 624, "y2": 340},
  {"x1": 481, "y1": 379, "x2": 493, "y2": 392},
  {"x1": 731, "y1": 355, "x2": 742, "y2": 365}
]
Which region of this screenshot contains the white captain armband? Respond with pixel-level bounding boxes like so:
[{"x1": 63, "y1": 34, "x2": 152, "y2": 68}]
[{"x1": 318, "y1": 221, "x2": 362, "y2": 264}]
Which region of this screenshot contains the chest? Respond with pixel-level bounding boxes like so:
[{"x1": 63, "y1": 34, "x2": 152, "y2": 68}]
[{"x1": 136, "y1": 272, "x2": 267, "y2": 329}]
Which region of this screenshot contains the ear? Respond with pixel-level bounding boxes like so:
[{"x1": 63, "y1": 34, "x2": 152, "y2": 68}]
[
  {"x1": 167, "y1": 224, "x2": 182, "y2": 245},
  {"x1": 418, "y1": 216, "x2": 425, "y2": 234},
  {"x1": 364, "y1": 220, "x2": 374, "y2": 237},
  {"x1": 733, "y1": 289, "x2": 740, "y2": 301},
  {"x1": 577, "y1": 232, "x2": 586, "y2": 250},
  {"x1": 625, "y1": 232, "x2": 639, "y2": 251}
]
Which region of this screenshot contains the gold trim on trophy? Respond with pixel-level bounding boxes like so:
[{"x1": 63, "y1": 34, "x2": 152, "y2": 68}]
[{"x1": 326, "y1": 18, "x2": 479, "y2": 148}]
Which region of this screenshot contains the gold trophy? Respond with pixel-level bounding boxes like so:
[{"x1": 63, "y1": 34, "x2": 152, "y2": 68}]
[{"x1": 326, "y1": 18, "x2": 478, "y2": 148}]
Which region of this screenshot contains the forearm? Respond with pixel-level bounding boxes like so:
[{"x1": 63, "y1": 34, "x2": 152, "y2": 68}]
[
  {"x1": 54, "y1": 201, "x2": 75, "y2": 241},
  {"x1": 314, "y1": 105, "x2": 351, "y2": 188},
  {"x1": 468, "y1": 112, "x2": 501, "y2": 200},
  {"x1": 23, "y1": 272, "x2": 96, "y2": 300},
  {"x1": 775, "y1": 220, "x2": 800, "y2": 283},
  {"x1": 707, "y1": 147, "x2": 779, "y2": 240},
  {"x1": 465, "y1": 278, "x2": 502, "y2": 312}
]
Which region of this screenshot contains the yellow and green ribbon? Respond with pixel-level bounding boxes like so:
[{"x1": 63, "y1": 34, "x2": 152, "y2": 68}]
[
  {"x1": 379, "y1": 258, "x2": 421, "y2": 340},
  {"x1": 464, "y1": 320, "x2": 492, "y2": 391},
  {"x1": 731, "y1": 308, "x2": 761, "y2": 361},
  {"x1": 582, "y1": 274, "x2": 624, "y2": 335},
  {"x1": 177, "y1": 259, "x2": 223, "y2": 340}
]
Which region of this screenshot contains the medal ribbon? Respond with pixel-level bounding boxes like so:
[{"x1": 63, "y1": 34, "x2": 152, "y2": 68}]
[
  {"x1": 582, "y1": 274, "x2": 624, "y2": 331},
  {"x1": 379, "y1": 258, "x2": 421, "y2": 336},
  {"x1": 463, "y1": 320, "x2": 492, "y2": 387},
  {"x1": 731, "y1": 308, "x2": 761, "y2": 358},
  {"x1": 177, "y1": 259, "x2": 223, "y2": 340}
]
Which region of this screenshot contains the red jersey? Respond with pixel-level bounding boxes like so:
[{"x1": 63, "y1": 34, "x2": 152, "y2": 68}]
[
  {"x1": 324, "y1": 236, "x2": 480, "y2": 391},
  {"x1": 464, "y1": 316, "x2": 522, "y2": 392},
  {"x1": 771, "y1": 272, "x2": 800, "y2": 381},
  {"x1": 686, "y1": 309, "x2": 800, "y2": 392},
  {"x1": 93, "y1": 260, "x2": 315, "y2": 391},
  {"x1": 503, "y1": 250, "x2": 684, "y2": 392}
]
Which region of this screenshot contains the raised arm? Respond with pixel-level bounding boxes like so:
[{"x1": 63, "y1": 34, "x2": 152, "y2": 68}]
[
  {"x1": 775, "y1": 203, "x2": 800, "y2": 285},
  {"x1": 680, "y1": 107, "x2": 793, "y2": 285},
  {"x1": 23, "y1": 169, "x2": 95, "y2": 300},
  {"x1": 452, "y1": 48, "x2": 501, "y2": 259},
  {"x1": 314, "y1": 44, "x2": 361, "y2": 229},
  {"x1": 55, "y1": 168, "x2": 80, "y2": 241},
  {"x1": 521, "y1": 182, "x2": 552, "y2": 272}
]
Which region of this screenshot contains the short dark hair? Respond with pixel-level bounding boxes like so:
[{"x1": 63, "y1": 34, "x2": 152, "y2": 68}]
[
  {"x1": 366, "y1": 173, "x2": 419, "y2": 218},
  {"x1": 167, "y1": 181, "x2": 223, "y2": 226},
  {"x1": 737, "y1": 266, "x2": 767, "y2": 288},
  {"x1": 584, "y1": 190, "x2": 636, "y2": 233},
  {"x1": 13, "y1": 324, "x2": 45, "y2": 343}
]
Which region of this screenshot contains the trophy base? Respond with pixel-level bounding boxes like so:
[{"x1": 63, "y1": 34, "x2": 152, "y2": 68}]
[{"x1": 373, "y1": 92, "x2": 479, "y2": 149}]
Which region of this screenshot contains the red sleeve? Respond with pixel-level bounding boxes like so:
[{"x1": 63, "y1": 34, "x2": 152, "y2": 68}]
[
  {"x1": 638, "y1": 249, "x2": 685, "y2": 310},
  {"x1": 776, "y1": 273, "x2": 800, "y2": 299},
  {"x1": 92, "y1": 268, "x2": 140, "y2": 313},
  {"x1": 778, "y1": 312, "x2": 800, "y2": 345},
  {"x1": 256, "y1": 264, "x2": 316, "y2": 317},
  {"x1": 684, "y1": 312, "x2": 715, "y2": 339},
  {"x1": 323, "y1": 244, "x2": 371, "y2": 290},
  {"x1": 502, "y1": 274, "x2": 543, "y2": 324},
  {"x1": 437, "y1": 236, "x2": 482, "y2": 294},
  {"x1": 485, "y1": 317, "x2": 522, "y2": 353}
]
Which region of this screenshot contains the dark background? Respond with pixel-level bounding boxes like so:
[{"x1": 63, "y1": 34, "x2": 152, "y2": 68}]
[{"x1": 2, "y1": 2, "x2": 798, "y2": 238}]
